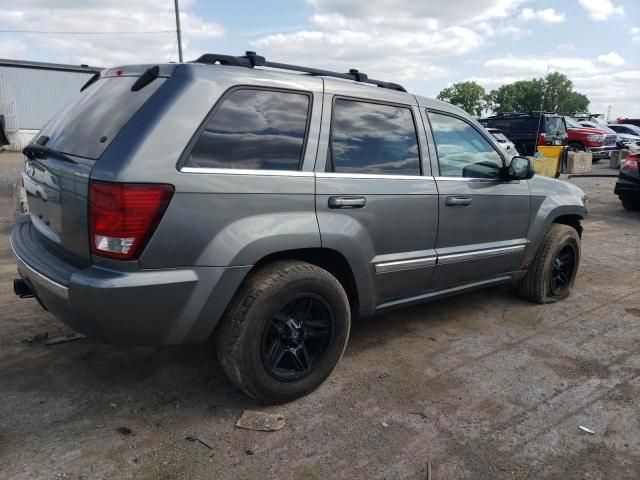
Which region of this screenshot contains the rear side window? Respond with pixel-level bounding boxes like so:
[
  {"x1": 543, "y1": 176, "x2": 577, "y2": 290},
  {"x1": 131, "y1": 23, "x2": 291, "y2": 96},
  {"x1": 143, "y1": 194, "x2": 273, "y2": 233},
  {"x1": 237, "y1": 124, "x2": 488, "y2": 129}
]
[
  {"x1": 186, "y1": 89, "x2": 310, "y2": 171},
  {"x1": 39, "y1": 76, "x2": 165, "y2": 160},
  {"x1": 429, "y1": 112, "x2": 503, "y2": 178},
  {"x1": 329, "y1": 99, "x2": 420, "y2": 175}
]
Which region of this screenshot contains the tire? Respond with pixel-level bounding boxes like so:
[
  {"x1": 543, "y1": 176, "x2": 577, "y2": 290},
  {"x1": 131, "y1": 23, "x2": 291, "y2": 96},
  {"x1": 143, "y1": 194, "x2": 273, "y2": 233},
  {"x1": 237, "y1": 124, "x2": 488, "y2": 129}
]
[
  {"x1": 621, "y1": 199, "x2": 640, "y2": 211},
  {"x1": 215, "y1": 260, "x2": 351, "y2": 404},
  {"x1": 569, "y1": 142, "x2": 585, "y2": 152},
  {"x1": 517, "y1": 224, "x2": 581, "y2": 304}
]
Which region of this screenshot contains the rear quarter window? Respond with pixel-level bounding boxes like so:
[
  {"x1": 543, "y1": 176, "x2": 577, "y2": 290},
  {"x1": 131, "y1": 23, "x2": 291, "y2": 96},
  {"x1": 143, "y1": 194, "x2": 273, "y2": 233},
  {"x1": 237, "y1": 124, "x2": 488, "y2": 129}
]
[{"x1": 185, "y1": 88, "x2": 311, "y2": 171}]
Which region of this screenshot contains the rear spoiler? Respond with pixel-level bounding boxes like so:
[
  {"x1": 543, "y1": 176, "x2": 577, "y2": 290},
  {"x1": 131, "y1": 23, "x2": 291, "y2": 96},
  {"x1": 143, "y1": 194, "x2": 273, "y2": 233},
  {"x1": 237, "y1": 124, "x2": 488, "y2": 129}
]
[{"x1": 80, "y1": 64, "x2": 177, "y2": 92}]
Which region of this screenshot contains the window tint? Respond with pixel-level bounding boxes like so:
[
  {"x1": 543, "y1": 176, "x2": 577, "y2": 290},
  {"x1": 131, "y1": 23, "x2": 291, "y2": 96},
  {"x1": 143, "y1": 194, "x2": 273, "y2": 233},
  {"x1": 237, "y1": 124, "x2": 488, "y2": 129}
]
[
  {"x1": 429, "y1": 112, "x2": 503, "y2": 178},
  {"x1": 187, "y1": 89, "x2": 310, "y2": 170},
  {"x1": 39, "y1": 76, "x2": 165, "y2": 160},
  {"x1": 330, "y1": 99, "x2": 420, "y2": 175}
]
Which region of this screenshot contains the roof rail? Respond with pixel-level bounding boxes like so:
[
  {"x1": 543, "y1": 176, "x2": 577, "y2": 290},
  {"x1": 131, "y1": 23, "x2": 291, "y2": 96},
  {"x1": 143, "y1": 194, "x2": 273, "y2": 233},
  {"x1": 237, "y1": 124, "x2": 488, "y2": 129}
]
[{"x1": 192, "y1": 51, "x2": 407, "y2": 93}]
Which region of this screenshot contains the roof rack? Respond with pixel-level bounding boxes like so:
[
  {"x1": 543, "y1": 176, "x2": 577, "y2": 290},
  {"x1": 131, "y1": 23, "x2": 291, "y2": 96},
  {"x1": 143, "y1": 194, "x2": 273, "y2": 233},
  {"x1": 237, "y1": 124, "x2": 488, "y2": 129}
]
[{"x1": 192, "y1": 51, "x2": 407, "y2": 93}]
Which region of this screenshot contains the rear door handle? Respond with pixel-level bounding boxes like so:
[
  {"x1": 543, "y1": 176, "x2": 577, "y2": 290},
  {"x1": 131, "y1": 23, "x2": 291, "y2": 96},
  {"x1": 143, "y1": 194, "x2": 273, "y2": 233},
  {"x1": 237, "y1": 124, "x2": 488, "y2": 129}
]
[
  {"x1": 445, "y1": 196, "x2": 472, "y2": 207},
  {"x1": 328, "y1": 196, "x2": 366, "y2": 209}
]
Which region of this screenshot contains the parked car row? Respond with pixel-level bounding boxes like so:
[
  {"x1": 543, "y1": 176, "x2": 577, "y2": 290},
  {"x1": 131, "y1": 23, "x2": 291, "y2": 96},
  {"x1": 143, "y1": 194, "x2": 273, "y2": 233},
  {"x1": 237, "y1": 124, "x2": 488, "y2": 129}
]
[
  {"x1": 479, "y1": 112, "x2": 640, "y2": 163},
  {"x1": 479, "y1": 112, "x2": 567, "y2": 157}
]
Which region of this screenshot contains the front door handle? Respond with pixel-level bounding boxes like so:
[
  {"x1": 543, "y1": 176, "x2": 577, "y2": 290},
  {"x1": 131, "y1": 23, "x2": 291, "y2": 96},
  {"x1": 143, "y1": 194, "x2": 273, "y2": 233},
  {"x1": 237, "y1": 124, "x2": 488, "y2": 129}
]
[
  {"x1": 328, "y1": 196, "x2": 366, "y2": 209},
  {"x1": 446, "y1": 196, "x2": 472, "y2": 207}
]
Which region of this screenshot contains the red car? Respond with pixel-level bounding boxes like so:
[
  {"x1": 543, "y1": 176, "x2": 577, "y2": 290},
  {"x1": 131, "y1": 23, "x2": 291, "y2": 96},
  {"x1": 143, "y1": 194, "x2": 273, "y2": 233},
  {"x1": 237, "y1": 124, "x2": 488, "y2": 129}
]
[{"x1": 565, "y1": 117, "x2": 617, "y2": 161}]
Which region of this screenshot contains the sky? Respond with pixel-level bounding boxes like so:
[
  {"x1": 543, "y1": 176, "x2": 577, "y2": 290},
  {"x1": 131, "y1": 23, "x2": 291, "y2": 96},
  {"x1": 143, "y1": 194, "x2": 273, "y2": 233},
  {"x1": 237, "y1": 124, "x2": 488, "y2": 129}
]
[{"x1": 0, "y1": 0, "x2": 638, "y2": 118}]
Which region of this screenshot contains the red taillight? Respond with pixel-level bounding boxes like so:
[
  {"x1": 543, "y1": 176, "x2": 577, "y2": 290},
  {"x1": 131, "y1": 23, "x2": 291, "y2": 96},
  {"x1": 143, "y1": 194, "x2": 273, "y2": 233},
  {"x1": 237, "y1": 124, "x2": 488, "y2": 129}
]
[
  {"x1": 89, "y1": 181, "x2": 173, "y2": 260},
  {"x1": 622, "y1": 154, "x2": 639, "y2": 170}
]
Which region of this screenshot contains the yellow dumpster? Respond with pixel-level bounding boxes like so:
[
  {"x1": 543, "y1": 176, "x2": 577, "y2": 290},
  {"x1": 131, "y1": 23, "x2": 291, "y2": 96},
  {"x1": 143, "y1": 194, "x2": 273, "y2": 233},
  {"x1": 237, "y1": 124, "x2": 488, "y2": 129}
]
[
  {"x1": 537, "y1": 145, "x2": 564, "y2": 160},
  {"x1": 532, "y1": 156, "x2": 560, "y2": 177}
]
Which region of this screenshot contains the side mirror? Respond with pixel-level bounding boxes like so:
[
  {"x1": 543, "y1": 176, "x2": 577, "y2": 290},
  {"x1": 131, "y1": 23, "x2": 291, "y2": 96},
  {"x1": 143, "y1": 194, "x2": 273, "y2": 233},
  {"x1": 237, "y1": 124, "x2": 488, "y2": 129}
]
[{"x1": 506, "y1": 156, "x2": 534, "y2": 180}]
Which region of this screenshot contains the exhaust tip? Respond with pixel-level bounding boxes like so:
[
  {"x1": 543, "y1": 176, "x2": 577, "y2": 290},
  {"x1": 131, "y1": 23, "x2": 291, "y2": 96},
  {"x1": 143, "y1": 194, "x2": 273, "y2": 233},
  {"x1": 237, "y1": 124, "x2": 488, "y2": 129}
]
[{"x1": 14, "y1": 278, "x2": 34, "y2": 298}]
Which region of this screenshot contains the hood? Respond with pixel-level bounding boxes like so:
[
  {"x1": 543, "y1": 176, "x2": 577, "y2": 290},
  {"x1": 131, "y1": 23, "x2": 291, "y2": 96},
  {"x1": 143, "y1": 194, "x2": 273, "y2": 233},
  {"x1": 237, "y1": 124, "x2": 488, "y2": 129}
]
[
  {"x1": 567, "y1": 126, "x2": 604, "y2": 135},
  {"x1": 617, "y1": 132, "x2": 640, "y2": 140}
]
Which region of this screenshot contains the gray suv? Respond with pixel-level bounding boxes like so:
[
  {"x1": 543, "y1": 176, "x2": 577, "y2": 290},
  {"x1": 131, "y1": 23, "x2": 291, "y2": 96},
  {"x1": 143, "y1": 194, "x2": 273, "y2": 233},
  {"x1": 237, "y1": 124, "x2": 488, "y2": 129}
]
[{"x1": 12, "y1": 52, "x2": 586, "y2": 403}]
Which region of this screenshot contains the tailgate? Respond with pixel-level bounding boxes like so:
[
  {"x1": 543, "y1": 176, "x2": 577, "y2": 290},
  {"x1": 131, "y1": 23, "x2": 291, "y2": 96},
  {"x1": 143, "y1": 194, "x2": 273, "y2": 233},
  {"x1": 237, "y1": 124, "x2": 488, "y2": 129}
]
[
  {"x1": 22, "y1": 70, "x2": 168, "y2": 264},
  {"x1": 23, "y1": 154, "x2": 93, "y2": 266}
]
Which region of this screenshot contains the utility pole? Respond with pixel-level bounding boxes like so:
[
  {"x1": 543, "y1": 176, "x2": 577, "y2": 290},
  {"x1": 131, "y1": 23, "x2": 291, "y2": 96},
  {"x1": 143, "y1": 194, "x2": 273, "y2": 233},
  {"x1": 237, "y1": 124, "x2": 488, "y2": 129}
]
[{"x1": 174, "y1": 0, "x2": 183, "y2": 62}]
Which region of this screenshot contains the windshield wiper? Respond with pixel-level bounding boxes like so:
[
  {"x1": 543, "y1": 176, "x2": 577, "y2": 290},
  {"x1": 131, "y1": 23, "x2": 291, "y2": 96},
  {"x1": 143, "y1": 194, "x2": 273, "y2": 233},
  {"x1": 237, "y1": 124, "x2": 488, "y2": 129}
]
[{"x1": 23, "y1": 143, "x2": 77, "y2": 164}]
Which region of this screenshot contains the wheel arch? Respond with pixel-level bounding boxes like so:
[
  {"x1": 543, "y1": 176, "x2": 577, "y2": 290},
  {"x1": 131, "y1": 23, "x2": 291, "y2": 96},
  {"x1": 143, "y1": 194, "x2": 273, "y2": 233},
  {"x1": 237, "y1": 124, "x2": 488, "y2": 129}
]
[
  {"x1": 250, "y1": 248, "x2": 363, "y2": 318},
  {"x1": 524, "y1": 204, "x2": 585, "y2": 262},
  {"x1": 552, "y1": 214, "x2": 583, "y2": 238}
]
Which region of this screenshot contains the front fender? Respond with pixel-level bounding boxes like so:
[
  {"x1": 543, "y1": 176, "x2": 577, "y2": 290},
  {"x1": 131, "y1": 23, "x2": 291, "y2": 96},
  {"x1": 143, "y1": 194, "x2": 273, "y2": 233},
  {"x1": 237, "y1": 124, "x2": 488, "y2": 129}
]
[{"x1": 526, "y1": 176, "x2": 586, "y2": 255}]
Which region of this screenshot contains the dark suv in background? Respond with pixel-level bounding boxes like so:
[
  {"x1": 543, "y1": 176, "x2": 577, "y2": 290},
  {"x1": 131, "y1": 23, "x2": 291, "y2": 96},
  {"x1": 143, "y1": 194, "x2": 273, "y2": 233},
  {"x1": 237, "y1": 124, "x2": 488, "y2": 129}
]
[
  {"x1": 12, "y1": 52, "x2": 587, "y2": 403},
  {"x1": 480, "y1": 112, "x2": 567, "y2": 156}
]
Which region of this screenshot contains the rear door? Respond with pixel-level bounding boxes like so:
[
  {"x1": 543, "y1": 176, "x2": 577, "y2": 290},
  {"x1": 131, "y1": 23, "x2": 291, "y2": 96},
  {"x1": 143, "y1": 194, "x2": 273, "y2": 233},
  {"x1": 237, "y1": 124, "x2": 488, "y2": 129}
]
[
  {"x1": 426, "y1": 110, "x2": 530, "y2": 289},
  {"x1": 315, "y1": 88, "x2": 439, "y2": 307}
]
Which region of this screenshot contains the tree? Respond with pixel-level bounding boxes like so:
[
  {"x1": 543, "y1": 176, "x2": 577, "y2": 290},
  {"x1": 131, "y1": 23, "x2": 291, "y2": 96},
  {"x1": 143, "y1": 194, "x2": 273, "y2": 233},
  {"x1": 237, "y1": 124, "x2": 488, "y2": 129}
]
[
  {"x1": 488, "y1": 72, "x2": 589, "y2": 115},
  {"x1": 437, "y1": 81, "x2": 487, "y2": 116}
]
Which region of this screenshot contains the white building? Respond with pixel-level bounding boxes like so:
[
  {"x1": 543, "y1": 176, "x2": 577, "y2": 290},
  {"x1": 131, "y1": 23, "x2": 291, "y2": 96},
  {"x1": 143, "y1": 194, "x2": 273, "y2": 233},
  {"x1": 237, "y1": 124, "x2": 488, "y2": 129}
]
[{"x1": 0, "y1": 59, "x2": 99, "y2": 151}]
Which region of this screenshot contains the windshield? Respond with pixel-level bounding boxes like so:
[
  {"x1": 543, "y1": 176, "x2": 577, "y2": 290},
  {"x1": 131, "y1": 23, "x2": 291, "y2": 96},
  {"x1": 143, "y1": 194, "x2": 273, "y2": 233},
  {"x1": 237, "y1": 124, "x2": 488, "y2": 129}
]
[
  {"x1": 565, "y1": 117, "x2": 582, "y2": 128},
  {"x1": 38, "y1": 76, "x2": 165, "y2": 159},
  {"x1": 622, "y1": 124, "x2": 640, "y2": 136},
  {"x1": 546, "y1": 116, "x2": 566, "y2": 136}
]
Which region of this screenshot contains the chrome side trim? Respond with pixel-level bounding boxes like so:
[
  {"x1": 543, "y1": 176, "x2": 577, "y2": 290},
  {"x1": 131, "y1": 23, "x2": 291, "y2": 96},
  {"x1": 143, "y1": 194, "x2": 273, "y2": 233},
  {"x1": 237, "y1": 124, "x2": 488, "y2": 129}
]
[
  {"x1": 318, "y1": 172, "x2": 434, "y2": 180},
  {"x1": 180, "y1": 167, "x2": 314, "y2": 177},
  {"x1": 434, "y1": 176, "x2": 499, "y2": 182},
  {"x1": 10, "y1": 236, "x2": 69, "y2": 300},
  {"x1": 375, "y1": 256, "x2": 437, "y2": 274},
  {"x1": 438, "y1": 245, "x2": 525, "y2": 265}
]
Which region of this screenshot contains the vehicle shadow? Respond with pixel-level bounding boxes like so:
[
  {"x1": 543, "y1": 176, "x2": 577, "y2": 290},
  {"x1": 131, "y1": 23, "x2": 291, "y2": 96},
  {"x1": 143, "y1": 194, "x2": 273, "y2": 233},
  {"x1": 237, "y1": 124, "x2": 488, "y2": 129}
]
[{"x1": 2, "y1": 283, "x2": 523, "y2": 430}]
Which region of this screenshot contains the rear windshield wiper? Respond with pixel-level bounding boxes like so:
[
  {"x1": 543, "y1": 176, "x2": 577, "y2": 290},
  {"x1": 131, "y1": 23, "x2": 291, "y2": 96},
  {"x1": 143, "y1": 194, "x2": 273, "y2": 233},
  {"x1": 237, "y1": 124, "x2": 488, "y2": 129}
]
[
  {"x1": 80, "y1": 72, "x2": 100, "y2": 92},
  {"x1": 23, "y1": 143, "x2": 77, "y2": 164}
]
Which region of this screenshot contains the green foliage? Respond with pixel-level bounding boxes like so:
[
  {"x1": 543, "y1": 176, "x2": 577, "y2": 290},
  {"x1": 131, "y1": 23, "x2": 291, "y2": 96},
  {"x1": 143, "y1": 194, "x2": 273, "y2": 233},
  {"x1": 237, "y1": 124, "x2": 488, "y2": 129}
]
[
  {"x1": 486, "y1": 72, "x2": 589, "y2": 115},
  {"x1": 436, "y1": 81, "x2": 487, "y2": 116}
]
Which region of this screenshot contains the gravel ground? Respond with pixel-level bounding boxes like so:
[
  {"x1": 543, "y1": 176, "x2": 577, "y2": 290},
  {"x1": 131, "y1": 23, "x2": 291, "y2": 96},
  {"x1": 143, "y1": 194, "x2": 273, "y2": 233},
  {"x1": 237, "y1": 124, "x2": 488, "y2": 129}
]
[{"x1": 0, "y1": 152, "x2": 638, "y2": 479}]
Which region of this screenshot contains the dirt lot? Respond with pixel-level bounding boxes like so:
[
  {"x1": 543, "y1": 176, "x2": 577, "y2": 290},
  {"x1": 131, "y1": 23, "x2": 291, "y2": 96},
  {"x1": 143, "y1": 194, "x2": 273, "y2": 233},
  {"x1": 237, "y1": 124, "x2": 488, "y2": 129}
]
[{"x1": 0, "y1": 151, "x2": 638, "y2": 479}]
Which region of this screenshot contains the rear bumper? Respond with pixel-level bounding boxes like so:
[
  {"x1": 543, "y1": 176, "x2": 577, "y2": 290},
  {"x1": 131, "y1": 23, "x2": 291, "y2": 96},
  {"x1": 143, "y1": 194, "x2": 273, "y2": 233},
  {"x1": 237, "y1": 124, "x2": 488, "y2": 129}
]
[
  {"x1": 614, "y1": 176, "x2": 640, "y2": 199},
  {"x1": 11, "y1": 218, "x2": 250, "y2": 345}
]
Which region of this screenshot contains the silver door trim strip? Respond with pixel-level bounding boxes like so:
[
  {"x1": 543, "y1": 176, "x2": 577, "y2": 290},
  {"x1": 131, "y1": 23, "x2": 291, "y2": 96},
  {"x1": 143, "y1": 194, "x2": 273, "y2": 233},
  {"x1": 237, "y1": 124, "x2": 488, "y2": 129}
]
[
  {"x1": 434, "y1": 176, "x2": 499, "y2": 182},
  {"x1": 180, "y1": 167, "x2": 314, "y2": 177},
  {"x1": 10, "y1": 237, "x2": 69, "y2": 300},
  {"x1": 375, "y1": 256, "x2": 437, "y2": 274},
  {"x1": 317, "y1": 172, "x2": 434, "y2": 180},
  {"x1": 437, "y1": 244, "x2": 526, "y2": 265}
]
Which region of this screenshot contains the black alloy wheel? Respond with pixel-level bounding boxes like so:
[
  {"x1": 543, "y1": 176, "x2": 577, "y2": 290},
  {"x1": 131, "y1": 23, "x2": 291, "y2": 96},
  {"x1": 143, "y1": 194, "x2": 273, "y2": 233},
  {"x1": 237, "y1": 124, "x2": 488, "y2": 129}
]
[
  {"x1": 549, "y1": 244, "x2": 576, "y2": 295},
  {"x1": 261, "y1": 294, "x2": 334, "y2": 382}
]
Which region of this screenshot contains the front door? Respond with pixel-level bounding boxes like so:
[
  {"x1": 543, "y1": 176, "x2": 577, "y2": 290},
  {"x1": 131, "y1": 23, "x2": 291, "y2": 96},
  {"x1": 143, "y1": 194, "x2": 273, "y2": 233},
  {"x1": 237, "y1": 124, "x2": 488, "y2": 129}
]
[
  {"x1": 426, "y1": 110, "x2": 531, "y2": 289},
  {"x1": 315, "y1": 93, "x2": 439, "y2": 310}
]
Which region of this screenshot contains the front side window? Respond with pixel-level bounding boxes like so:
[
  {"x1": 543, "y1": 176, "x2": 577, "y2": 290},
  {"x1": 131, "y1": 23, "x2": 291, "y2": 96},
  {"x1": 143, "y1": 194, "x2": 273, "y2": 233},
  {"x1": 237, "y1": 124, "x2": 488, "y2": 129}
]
[
  {"x1": 186, "y1": 89, "x2": 310, "y2": 170},
  {"x1": 429, "y1": 112, "x2": 503, "y2": 178},
  {"x1": 330, "y1": 99, "x2": 420, "y2": 175}
]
